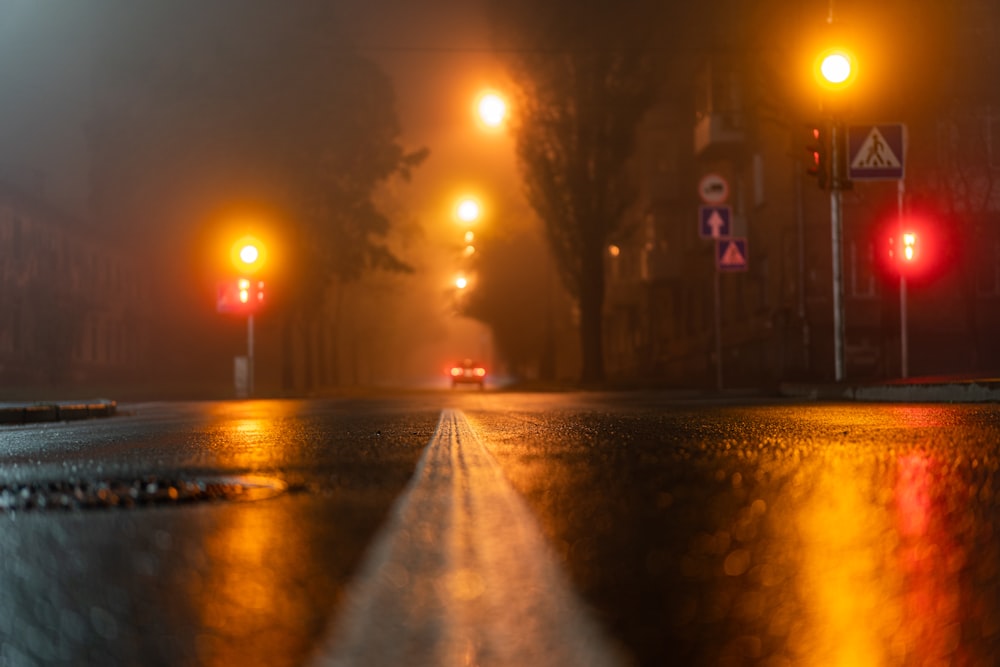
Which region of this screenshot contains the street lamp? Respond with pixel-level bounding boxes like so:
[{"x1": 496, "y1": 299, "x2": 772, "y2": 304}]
[
  {"x1": 456, "y1": 197, "x2": 481, "y2": 225},
  {"x1": 476, "y1": 91, "x2": 508, "y2": 129},
  {"x1": 231, "y1": 235, "x2": 267, "y2": 274},
  {"x1": 227, "y1": 234, "x2": 268, "y2": 397},
  {"x1": 815, "y1": 48, "x2": 857, "y2": 90},
  {"x1": 813, "y1": 45, "x2": 857, "y2": 382}
]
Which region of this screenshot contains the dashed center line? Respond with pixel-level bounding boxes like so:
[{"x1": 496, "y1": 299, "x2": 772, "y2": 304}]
[{"x1": 311, "y1": 408, "x2": 622, "y2": 666}]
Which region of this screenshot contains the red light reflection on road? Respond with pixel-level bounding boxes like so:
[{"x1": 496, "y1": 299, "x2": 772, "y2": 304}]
[{"x1": 894, "y1": 453, "x2": 964, "y2": 664}]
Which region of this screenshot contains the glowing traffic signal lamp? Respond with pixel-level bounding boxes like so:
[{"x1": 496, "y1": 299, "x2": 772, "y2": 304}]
[
  {"x1": 902, "y1": 232, "x2": 917, "y2": 262},
  {"x1": 217, "y1": 278, "x2": 265, "y2": 314},
  {"x1": 806, "y1": 126, "x2": 828, "y2": 188},
  {"x1": 887, "y1": 229, "x2": 926, "y2": 278}
]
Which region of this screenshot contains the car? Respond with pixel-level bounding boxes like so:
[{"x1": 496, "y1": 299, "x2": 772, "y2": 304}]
[{"x1": 450, "y1": 359, "x2": 486, "y2": 389}]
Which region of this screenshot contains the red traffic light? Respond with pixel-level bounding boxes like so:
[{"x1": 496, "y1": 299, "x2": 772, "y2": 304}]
[
  {"x1": 805, "y1": 126, "x2": 828, "y2": 189},
  {"x1": 888, "y1": 231, "x2": 918, "y2": 266},
  {"x1": 217, "y1": 278, "x2": 265, "y2": 314}
]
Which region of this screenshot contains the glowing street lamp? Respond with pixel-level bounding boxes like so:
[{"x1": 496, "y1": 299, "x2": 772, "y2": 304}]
[
  {"x1": 455, "y1": 197, "x2": 481, "y2": 225},
  {"x1": 231, "y1": 235, "x2": 267, "y2": 274},
  {"x1": 455, "y1": 274, "x2": 468, "y2": 290},
  {"x1": 476, "y1": 91, "x2": 508, "y2": 128},
  {"x1": 813, "y1": 45, "x2": 857, "y2": 382},
  {"x1": 225, "y1": 234, "x2": 269, "y2": 397},
  {"x1": 815, "y1": 48, "x2": 857, "y2": 91}
]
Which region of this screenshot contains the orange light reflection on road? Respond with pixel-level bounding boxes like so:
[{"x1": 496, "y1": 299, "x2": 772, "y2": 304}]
[
  {"x1": 794, "y1": 459, "x2": 900, "y2": 667},
  {"x1": 192, "y1": 400, "x2": 318, "y2": 665}
]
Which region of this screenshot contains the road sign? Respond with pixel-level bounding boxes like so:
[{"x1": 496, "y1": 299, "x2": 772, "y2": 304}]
[
  {"x1": 848, "y1": 124, "x2": 905, "y2": 180},
  {"x1": 717, "y1": 238, "x2": 748, "y2": 271},
  {"x1": 699, "y1": 205, "x2": 731, "y2": 239},
  {"x1": 698, "y1": 173, "x2": 729, "y2": 204}
]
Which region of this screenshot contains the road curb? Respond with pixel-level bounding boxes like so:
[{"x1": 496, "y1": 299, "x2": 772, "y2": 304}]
[
  {"x1": 779, "y1": 381, "x2": 1000, "y2": 403},
  {"x1": 0, "y1": 400, "x2": 118, "y2": 425}
]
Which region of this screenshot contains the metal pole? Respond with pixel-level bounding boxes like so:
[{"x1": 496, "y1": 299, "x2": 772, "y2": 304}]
[
  {"x1": 898, "y1": 180, "x2": 908, "y2": 378},
  {"x1": 794, "y1": 149, "x2": 810, "y2": 372},
  {"x1": 830, "y1": 122, "x2": 845, "y2": 381},
  {"x1": 247, "y1": 314, "x2": 255, "y2": 397},
  {"x1": 714, "y1": 266, "x2": 723, "y2": 390}
]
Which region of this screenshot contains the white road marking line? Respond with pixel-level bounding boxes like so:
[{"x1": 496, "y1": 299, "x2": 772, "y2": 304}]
[{"x1": 311, "y1": 408, "x2": 623, "y2": 667}]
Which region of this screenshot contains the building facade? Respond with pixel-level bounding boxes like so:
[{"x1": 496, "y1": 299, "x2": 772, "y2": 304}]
[
  {"x1": 603, "y1": 0, "x2": 1000, "y2": 387},
  {"x1": 0, "y1": 182, "x2": 150, "y2": 394}
]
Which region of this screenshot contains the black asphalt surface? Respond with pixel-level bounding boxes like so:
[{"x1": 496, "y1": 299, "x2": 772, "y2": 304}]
[{"x1": 0, "y1": 393, "x2": 998, "y2": 666}]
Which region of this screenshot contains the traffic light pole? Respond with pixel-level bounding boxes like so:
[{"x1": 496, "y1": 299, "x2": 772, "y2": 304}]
[
  {"x1": 247, "y1": 314, "x2": 255, "y2": 397},
  {"x1": 829, "y1": 122, "x2": 846, "y2": 382},
  {"x1": 898, "y1": 180, "x2": 908, "y2": 378}
]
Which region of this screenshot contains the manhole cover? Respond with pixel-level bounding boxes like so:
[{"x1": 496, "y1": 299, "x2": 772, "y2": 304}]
[{"x1": 0, "y1": 474, "x2": 287, "y2": 513}]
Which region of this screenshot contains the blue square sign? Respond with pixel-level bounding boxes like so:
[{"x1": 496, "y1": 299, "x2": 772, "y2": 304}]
[{"x1": 699, "y1": 205, "x2": 731, "y2": 239}]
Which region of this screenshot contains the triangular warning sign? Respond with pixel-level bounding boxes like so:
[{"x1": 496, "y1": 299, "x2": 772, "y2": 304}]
[
  {"x1": 851, "y1": 127, "x2": 902, "y2": 170},
  {"x1": 720, "y1": 241, "x2": 745, "y2": 267}
]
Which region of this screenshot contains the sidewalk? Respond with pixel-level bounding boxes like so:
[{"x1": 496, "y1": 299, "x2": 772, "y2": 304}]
[
  {"x1": 779, "y1": 376, "x2": 1000, "y2": 403},
  {"x1": 0, "y1": 399, "x2": 117, "y2": 425}
]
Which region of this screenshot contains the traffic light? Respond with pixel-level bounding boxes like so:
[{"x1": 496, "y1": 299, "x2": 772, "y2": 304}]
[
  {"x1": 902, "y1": 232, "x2": 917, "y2": 262},
  {"x1": 888, "y1": 231, "x2": 917, "y2": 264},
  {"x1": 217, "y1": 278, "x2": 265, "y2": 314},
  {"x1": 806, "y1": 126, "x2": 829, "y2": 189}
]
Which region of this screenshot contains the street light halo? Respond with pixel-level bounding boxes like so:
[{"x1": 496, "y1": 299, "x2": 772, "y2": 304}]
[
  {"x1": 456, "y1": 197, "x2": 481, "y2": 224},
  {"x1": 815, "y1": 48, "x2": 857, "y2": 89},
  {"x1": 477, "y1": 92, "x2": 507, "y2": 128},
  {"x1": 230, "y1": 234, "x2": 267, "y2": 274},
  {"x1": 239, "y1": 244, "x2": 260, "y2": 265}
]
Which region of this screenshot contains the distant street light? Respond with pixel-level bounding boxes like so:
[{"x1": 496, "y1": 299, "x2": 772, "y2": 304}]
[
  {"x1": 231, "y1": 235, "x2": 267, "y2": 274},
  {"x1": 455, "y1": 275, "x2": 468, "y2": 290},
  {"x1": 456, "y1": 197, "x2": 481, "y2": 225},
  {"x1": 239, "y1": 244, "x2": 259, "y2": 266},
  {"x1": 476, "y1": 91, "x2": 507, "y2": 129}
]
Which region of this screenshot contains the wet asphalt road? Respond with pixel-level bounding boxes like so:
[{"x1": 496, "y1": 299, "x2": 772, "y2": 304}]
[{"x1": 0, "y1": 392, "x2": 998, "y2": 666}]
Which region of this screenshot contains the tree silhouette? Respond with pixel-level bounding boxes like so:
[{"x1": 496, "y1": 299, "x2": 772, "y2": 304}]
[
  {"x1": 487, "y1": 0, "x2": 668, "y2": 383},
  {"x1": 87, "y1": 2, "x2": 426, "y2": 390}
]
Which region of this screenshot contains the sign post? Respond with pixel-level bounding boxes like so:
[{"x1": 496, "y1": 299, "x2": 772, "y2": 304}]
[
  {"x1": 697, "y1": 174, "x2": 735, "y2": 391},
  {"x1": 850, "y1": 124, "x2": 908, "y2": 376}
]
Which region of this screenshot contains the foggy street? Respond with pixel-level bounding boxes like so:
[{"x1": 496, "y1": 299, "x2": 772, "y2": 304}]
[{"x1": 1, "y1": 392, "x2": 998, "y2": 666}]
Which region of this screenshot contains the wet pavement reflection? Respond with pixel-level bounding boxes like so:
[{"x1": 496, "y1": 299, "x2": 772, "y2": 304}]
[
  {"x1": 0, "y1": 399, "x2": 436, "y2": 666},
  {"x1": 470, "y1": 401, "x2": 1000, "y2": 667},
  {"x1": 1, "y1": 397, "x2": 998, "y2": 665}
]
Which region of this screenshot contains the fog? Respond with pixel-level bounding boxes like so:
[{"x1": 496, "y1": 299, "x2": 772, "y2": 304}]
[{"x1": 0, "y1": 0, "x2": 548, "y2": 398}]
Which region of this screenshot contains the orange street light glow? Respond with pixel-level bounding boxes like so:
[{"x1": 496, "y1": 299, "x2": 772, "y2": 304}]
[
  {"x1": 815, "y1": 48, "x2": 857, "y2": 90},
  {"x1": 477, "y1": 92, "x2": 507, "y2": 128},
  {"x1": 239, "y1": 244, "x2": 259, "y2": 265},
  {"x1": 455, "y1": 275, "x2": 468, "y2": 289},
  {"x1": 231, "y1": 234, "x2": 267, "y2": 274},
  {"x1": 456, "y1": 198, "x2": 481, "y2": 224}
]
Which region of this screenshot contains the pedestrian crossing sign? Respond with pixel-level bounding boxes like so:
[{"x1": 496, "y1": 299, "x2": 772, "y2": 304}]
[
  {"x1": 716, "y1": 238, "x2": 748, "y2": 272},
  {"x1": 848, "y1": 124, "x2": 905, "y2": 180}
]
